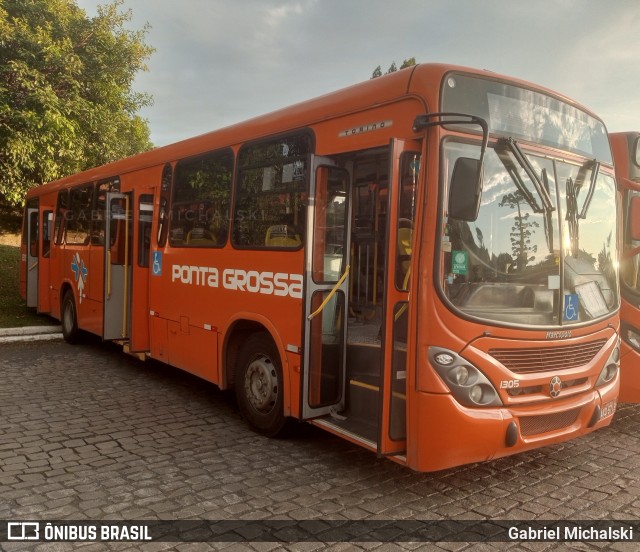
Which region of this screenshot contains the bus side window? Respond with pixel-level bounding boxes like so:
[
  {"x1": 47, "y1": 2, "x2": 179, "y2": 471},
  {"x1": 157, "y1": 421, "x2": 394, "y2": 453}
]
[
  {"x1": 42, "y1": 211, "x2": 53, "y2": 258},
  {"x1": 93, "y1": 178, "x2": 121, "y2": 246},
  {"x1": 54, "y1": 190, "x2": 69, "y2": 245},
  {"x1": 138, "y1": 195, "x2": 153, "y2": 267},
  {"x1": 157, "y1": 164, "x2": 172, "y2": 248},
  {"x1": 170, "y1": 150, "x2": 233, "y2": 248},
  {"x1": 233, "y1": 132, "x2": 311, "y2": 249},
  {"x1": 67, "y1": 184, "x2": 94, "y2": 245}
]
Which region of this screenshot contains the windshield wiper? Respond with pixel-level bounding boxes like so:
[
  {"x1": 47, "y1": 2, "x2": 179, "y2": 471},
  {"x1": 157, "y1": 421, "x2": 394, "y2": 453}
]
[
  {"x1": 579, "y1": 160, "x2": 600, "y2": 219},
  {"x1": 499, "y1": 138, "x2": 555, "y2": 213},
  {"x1": 564, "y1": 159, "x2": 599, "y2": 258},
  {"x1": 541, "y1": 168, "x2": 554, "y2": 253},
  {"x1": 566, "y1": 176, "x2": 579, "y2": 257}
]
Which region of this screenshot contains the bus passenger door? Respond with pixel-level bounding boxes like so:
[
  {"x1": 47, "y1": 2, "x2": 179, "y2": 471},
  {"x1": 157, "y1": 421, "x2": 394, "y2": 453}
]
[
  {"x1": 377, "y1": 139, "x2": 421, "y2": 457},
  {"x1": 26, "y1": 205, "x2": 39, "y2": 308},
  {"x1": 38, "y1": 209, "x2": 53, "y2": 313},
  {"x1": 103, "y1": 192, "x2": 132, "y2": 340},
  {"x1": 301, "y1": 157, "x2": 351, "y2": 418}
]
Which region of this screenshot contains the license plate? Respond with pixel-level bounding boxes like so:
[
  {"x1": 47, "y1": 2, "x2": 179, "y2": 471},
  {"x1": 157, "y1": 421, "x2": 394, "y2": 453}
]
[{"x1": 600, "y1": 400, "x2": 617, "y2": 420}]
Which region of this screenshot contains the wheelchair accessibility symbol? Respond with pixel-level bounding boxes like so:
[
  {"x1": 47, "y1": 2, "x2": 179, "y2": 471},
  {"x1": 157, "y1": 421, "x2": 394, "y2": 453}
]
[
  {"x1": 564, "y1": 293, "x2": 579, "y2": 321},
  {"x1": 152, "y1": 251, "x2": 162, "y2": 276}
]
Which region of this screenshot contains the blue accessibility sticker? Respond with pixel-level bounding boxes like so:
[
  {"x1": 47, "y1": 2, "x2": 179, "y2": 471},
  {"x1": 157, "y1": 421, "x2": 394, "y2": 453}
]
[
  {"x1": 564, "y1": 293, "x2": 579, "y2": 321},
  {"x1": 152, "y1": 251, "x2": 162, "y2": 276}
]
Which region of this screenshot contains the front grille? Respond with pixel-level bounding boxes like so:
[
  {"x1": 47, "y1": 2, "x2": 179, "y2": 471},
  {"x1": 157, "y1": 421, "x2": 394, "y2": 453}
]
[
  {"x1": 489, "y1": 339, "x2": 607, "y2": 374},
  {"x1": 518, "y1": 407, "x2": 582, "y2": 436}
]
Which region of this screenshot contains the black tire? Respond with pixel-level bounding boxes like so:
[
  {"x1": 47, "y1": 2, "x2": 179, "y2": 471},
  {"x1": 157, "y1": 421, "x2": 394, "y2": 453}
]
[
  {"x1": 61, "y1": 290, "x2": 79, "y2": 344},
  {"x1": 235, "y1": 333, "x2": 287, "y2": 437}
]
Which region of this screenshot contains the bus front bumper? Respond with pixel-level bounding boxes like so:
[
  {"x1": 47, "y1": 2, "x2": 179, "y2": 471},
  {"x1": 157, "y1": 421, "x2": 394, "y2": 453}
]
[{"x1": 408, "y1": 377, "x2": 619, "y2": 473}]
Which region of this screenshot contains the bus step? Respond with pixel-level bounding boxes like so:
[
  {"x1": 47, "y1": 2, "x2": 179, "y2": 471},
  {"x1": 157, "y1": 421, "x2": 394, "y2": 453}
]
[
  {"x1": 346, "y1": 374, "x2": 379, "y2": 425},
  {"x1": 122, "y1": 343, "x2": 147, "y2": 361},
  {"x1": 346, "y1": 343, "x2": 381, "y2": 379}
]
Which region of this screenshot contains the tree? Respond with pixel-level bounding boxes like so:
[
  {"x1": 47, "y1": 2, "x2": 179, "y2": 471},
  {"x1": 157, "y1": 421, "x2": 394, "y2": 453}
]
[
  {"x1": 371, "y1": 57, "x2": 417, "y2": 79},
  {"x1": 0, "y1": 0, "x2": 154, "y2": 206},
  {"x1": 499, "y1": 191, "x2": 540, "y2": 272}
]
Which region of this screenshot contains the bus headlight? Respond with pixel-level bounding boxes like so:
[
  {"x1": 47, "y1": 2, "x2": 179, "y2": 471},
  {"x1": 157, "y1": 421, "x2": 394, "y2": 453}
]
[
  {"x1": 595, "y1": 340, "x2": 620, "y2": 387},
  {"x1": 429, "y1": 347, "x2": 502, "y2": 407},
  {"x1": 453, "y1": 365, "x2": 469, "y2": 385}
]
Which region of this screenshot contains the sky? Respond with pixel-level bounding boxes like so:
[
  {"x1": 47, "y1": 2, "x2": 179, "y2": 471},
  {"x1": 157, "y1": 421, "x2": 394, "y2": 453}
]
[{"x1": 75, "y1": 0, "x2": 640, "y2": 148}]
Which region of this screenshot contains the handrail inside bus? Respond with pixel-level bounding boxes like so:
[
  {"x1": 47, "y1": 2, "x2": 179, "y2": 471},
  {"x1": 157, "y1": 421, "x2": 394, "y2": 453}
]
[{"x1": 308, "y1": 265, "x2": 350, "y2": 321}]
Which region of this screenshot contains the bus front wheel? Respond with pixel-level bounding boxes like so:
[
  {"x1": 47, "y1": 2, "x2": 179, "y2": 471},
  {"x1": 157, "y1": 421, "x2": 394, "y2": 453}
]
[
  {"x1": 61, "y1": 290, "x2": 79, "y2": 344},
  {"x1": 235, "y1": 333, "x2": 287, "y2": 437}
]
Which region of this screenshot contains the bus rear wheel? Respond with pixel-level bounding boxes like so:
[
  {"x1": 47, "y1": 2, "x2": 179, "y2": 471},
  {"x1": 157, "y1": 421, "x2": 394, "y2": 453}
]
[
  {"x1": 61, "y1": 290, "x2": 79, "y2": 344},
  {"x1": 235, "y1": 333, "x2": 287, "y2": 437}
]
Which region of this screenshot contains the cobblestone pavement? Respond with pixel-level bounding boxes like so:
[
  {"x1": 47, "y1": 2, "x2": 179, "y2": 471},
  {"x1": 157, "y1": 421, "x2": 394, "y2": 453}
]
[{"x1": 1, "y1": 338, "x2": 640, "y2": 552}]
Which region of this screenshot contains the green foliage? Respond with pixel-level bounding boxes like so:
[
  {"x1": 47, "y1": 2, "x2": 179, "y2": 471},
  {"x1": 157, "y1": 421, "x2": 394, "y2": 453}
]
[
  {"x1": 499, "y1": 190, "x2": 540, "y2": 270},
  {"x1": 0, "y1": 244, "x2": 54, "y2": 328},
  {"x1": 371, "y1": 58, "x2": 417, "y2": 79},
  {"x1": 0, "y1": 0, "x2": 154, "y2": 207}
]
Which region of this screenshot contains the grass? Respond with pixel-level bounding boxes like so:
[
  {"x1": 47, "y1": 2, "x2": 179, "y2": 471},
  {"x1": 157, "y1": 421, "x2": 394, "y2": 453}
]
[
  {"x1": 0, "y1": 241, "x2": 57, "y2": 328},
  {"x1": 0, "y1": 204, "x2": 58, "y2": 328}
]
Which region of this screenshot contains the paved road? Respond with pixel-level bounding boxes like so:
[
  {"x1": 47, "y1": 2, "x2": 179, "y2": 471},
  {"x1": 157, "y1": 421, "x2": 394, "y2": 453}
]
[{"x1": 1, "y1": 338, "x2": 640, "y2": 551}]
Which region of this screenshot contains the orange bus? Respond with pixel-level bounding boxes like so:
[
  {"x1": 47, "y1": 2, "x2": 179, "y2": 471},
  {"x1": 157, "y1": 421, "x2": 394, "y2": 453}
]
[
  {"x1": 20, "y1": 63, "x2": 621, "y2": 472},
  {"x1": 610, "y1": 132, "x2": 640, "y2": 402}
]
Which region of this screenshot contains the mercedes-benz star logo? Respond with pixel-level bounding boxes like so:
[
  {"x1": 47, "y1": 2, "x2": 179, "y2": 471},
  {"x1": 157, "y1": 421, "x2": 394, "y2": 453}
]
[{"x1": 549, "y1": 376, "x2": 562, "y2": 398}]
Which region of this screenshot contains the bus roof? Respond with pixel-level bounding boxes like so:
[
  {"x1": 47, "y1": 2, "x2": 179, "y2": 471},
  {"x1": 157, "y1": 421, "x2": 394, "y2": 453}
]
[{"x1": 25, "y1": 63, "x2": 600, "y2": 197}]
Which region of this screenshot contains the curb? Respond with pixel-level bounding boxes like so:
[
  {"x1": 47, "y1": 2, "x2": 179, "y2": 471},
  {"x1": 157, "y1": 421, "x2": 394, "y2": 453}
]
[{"x1": 0, "y1": 325, "x2": 63, "y2": 344}]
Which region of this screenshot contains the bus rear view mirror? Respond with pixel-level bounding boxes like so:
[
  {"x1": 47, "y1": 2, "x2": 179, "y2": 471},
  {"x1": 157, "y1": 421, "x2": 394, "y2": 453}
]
[
  {"x1": 630, "y1": 196, "x2": 640, "y2": 241},
  {"x1": 449, "y1": 157, "x2": 483, "y2": 222}
]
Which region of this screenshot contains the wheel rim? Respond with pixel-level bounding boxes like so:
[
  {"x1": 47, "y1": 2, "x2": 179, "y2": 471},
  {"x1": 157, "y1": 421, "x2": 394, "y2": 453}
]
[
  {"x1": 244, "y1": 354, "x2": 278, "y2": 413},
  {"x1": 63, "y1": 300, "x2": 74, "y2": 334}
]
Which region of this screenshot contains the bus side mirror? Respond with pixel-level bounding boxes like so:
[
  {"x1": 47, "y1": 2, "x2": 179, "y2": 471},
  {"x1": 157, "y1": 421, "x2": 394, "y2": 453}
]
[
  {"x1": 449, "y1": 157, "x2": 483, "y2": 222},
  {"x1": 631, "y1": 196, "x2": 640, "y2": 241}
]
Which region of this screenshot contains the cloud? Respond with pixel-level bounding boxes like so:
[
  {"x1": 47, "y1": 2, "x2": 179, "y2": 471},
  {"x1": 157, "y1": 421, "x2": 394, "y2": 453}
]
[{"x1": 76, "y1": 0, "x2": 640, "y2": 145}]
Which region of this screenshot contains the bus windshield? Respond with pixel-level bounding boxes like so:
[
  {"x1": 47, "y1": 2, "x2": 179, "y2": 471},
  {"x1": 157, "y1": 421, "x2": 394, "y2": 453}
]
[{"x1": 442, "y1": 140, "x2": 618, "y2": 327}]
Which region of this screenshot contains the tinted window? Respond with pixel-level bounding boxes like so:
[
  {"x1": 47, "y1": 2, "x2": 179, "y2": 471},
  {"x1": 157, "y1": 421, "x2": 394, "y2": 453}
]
[
  {"x1": 170, "y1": 150, "x2": 233, "y2": 247},
  {"x1": 66, "y1": 185, "x2": 94, "y2": 245},
  {"x1": 92, "y1": 178, "x2": 120, "y2": 246},
  {"x1": 138, "y1": 194, "x2": 154, "y2": 267},
  {"x1": 233, "y1": 133, "x2": 311, "y2": 248},
  {"x1": 54, "y1": 190, "x2": 68, "y2": 245},
  {"x1": 157, "y1": 164, "x2": 172, "y2": 248}
]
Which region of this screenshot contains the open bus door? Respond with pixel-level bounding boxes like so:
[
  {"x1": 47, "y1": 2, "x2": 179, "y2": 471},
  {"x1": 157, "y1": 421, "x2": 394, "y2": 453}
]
[
  {"x1": 376, "y1": 138, "x2": 422, "y2": 457},
  {"x1": 301, "y1": 157, "x2": 351, "y2": 419},
  {"x1": 38, "y1": 208, "x2": 53, "y2": 313},
  {"x1": 25, "y1": 203, "x2": 39, "y2": 308},
  {"x1": 103, "y1": 192, "x2": 132, "y2": 340}
]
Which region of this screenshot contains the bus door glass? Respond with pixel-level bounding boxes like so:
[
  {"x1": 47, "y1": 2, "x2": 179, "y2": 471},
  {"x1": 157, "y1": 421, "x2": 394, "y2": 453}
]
[
  {"x1": 103, "y1": 192, "x2": 132, "y2": 340},
  {"x1": 38, "y1": 209, "x2": 53, "y2": 313},
  {"x1": 26, "y1": 201, "x2": 39, "y2": 308},
  {"x1": 378, "y1": 139, "x2": 421, "y2": 456},
  {"x1": 302, "y1": 157, "x2": 351, "y2": 418}
]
